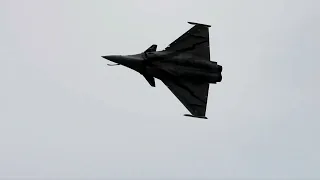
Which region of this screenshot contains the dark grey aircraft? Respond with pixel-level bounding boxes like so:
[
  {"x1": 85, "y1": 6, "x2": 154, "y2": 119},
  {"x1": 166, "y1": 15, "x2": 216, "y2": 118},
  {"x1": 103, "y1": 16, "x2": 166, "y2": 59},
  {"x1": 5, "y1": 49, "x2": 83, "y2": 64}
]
[{"x1": 102, "y1": 22, "x2": 223, "y2": 119}]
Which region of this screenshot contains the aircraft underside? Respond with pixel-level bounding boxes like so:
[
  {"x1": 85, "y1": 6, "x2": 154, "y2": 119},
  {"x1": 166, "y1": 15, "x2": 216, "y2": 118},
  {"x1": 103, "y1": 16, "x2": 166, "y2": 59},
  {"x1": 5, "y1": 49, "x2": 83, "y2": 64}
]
[{"x1": 102, "y1": 22, "x2": 223, "y2": 119}]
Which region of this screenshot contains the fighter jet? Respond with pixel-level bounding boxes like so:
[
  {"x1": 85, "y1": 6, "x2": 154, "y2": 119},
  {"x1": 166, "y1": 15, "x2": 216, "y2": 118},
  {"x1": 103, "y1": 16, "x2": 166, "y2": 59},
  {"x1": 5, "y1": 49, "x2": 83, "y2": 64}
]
[{"x1": 102, "y1": 22, "x2": 223, "y2": 119}]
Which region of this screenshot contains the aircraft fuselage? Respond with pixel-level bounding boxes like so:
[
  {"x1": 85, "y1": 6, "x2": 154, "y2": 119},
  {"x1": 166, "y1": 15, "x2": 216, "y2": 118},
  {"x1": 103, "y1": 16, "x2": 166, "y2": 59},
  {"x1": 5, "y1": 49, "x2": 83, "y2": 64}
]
[
  {"x1": 103, "y1": 50, "x2": 222, "y2": 85},
  {"x1": 143, "y1": 51, "x2": 222, "y2": 84}
]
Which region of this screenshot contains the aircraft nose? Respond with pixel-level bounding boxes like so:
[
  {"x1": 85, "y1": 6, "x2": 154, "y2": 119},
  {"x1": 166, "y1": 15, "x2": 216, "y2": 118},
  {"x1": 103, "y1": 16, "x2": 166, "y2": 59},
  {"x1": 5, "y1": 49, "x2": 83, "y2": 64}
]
[
  {"x1": 102, "y1": 55, "x2": 122, "y2": 64},
  {"x1": 102, "y1": 54, "x2": 143, "y2": 72}
]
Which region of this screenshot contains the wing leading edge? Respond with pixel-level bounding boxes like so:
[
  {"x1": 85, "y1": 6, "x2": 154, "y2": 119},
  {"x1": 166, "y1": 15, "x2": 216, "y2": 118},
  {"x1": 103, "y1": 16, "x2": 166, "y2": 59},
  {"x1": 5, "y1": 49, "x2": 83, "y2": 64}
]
[
  {"x1": 162, "y1": 80, "x2": 209, "y2": 119},
  {"x1": 165, "y1": 22, "x2": 211, "y2": 60}
]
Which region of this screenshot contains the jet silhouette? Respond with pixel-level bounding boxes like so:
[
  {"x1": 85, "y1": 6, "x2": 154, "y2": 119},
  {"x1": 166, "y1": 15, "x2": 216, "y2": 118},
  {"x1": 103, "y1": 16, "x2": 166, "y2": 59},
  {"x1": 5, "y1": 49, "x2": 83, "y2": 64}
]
[{"x1": 102, "y1": 22, "x2": 223, "y2": 119}]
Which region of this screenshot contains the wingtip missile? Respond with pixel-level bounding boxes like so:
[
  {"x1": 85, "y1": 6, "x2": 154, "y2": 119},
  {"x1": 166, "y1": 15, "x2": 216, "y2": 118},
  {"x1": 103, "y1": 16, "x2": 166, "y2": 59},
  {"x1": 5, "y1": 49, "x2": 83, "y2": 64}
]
[
  {"x1": 188, "y1": 22, "x2": 211, "y2": 27},
  {"x1": 184, "y1": 114, "x2": 208, "y2": 119}
]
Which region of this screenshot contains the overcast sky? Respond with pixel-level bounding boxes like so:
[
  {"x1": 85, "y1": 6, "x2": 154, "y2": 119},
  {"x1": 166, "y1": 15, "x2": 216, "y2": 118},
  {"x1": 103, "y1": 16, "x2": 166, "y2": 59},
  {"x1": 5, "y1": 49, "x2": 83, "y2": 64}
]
[{"x1": 1, "y1": 0, "x2": 320, "y2": 179}]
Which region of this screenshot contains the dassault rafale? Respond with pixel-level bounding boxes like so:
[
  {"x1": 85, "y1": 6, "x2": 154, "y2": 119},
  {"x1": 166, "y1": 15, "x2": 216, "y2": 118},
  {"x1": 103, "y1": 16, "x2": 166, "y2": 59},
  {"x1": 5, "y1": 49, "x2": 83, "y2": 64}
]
[{"x1": 102, "y1": 22, "x2": 223, "y2": 119}]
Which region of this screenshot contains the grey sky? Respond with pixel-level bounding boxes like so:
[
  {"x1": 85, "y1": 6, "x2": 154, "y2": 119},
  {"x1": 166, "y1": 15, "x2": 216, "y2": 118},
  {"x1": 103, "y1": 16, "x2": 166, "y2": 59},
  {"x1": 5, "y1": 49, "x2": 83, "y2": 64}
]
[{"x1": 1, "y1": 0, "x2": 320, "y2": 179}]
